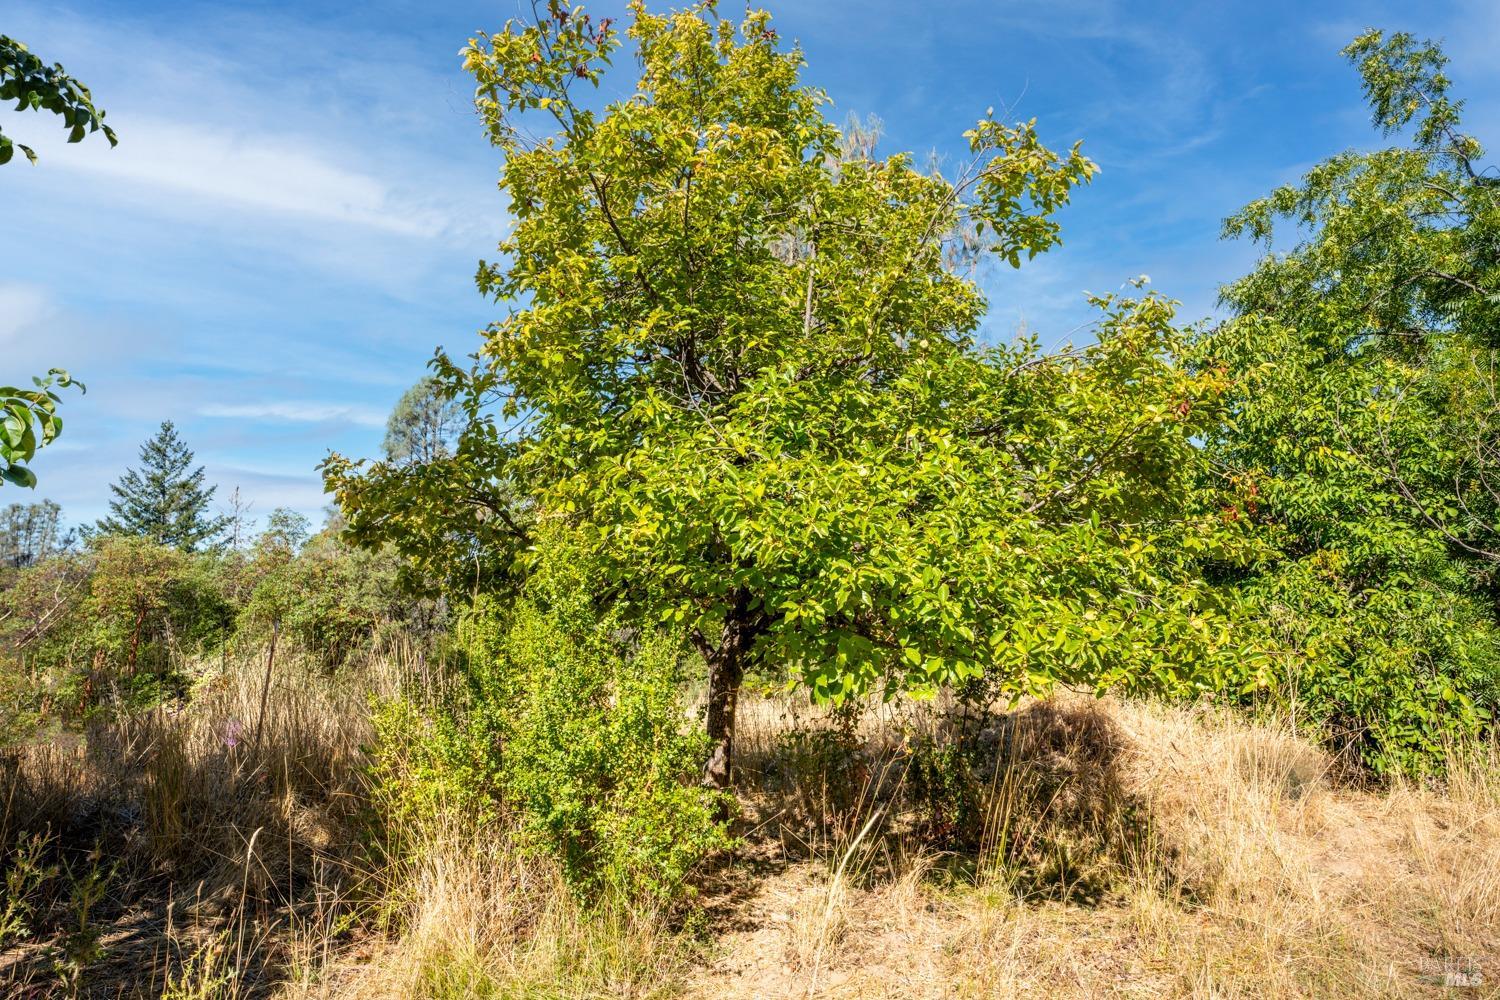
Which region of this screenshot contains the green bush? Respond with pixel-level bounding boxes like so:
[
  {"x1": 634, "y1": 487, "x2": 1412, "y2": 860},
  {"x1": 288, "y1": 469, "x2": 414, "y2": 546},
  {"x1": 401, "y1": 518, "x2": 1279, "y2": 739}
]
[
  {"x1": 369, "y1": 692, "x2": 503, "y2": 835},
  {"x1": 759, "y1": 722, "x2": 869, "y2": 845},
  {"x1": 372, "y1": 586, "x2": 731, "y2": 907},
  {"x1": 238, "y1": 520, "x2": 420, "y2": 671},
  {"x1": 906, "y1": 731, "x2": 982, "y2": 846},
  {"x1": 501, "y1": 600, "x2": 731, "y2": 903},
  {"x1": 57, "y1": 536, "x2": 232, "y2": 714},
  {"x1": 1220, "y1": 550, "x2": 1500, "y2": 776},
  {"x1": 0, "y1": 521, "x2": 421, "y2": 738}
]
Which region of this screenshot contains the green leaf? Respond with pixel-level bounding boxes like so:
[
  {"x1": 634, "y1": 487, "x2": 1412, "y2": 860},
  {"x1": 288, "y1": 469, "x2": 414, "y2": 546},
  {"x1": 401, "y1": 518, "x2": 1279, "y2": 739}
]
[{"x1": 2, "y1": 464, "x2": 37, "y2": 488}]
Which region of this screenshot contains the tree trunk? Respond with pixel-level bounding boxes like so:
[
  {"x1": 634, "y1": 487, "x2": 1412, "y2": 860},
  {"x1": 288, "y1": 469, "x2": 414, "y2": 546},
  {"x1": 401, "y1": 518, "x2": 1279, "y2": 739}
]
[
  {"x1": 702, "y1": 589, "x2": 758, "y2": 793},
  {"x1": 703, "y1": 639, "x2": 745, "y2": 793}
]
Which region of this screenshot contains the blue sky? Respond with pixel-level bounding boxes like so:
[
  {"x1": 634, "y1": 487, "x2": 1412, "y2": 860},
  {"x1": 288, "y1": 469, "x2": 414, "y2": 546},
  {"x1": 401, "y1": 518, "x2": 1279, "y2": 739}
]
[{"x1": 4, "y1": 0, "x2": 1497, "y2": 532}]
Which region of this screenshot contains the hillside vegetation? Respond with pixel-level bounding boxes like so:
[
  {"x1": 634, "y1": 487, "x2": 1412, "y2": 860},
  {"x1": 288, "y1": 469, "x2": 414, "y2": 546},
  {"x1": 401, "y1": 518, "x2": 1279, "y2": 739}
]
[
  {"x1": 2, "y1": 645, "x2": 1496, "y2": 997},
  {"x1": 5, "y1": 2, "x2": 1500, "y2": 996}
]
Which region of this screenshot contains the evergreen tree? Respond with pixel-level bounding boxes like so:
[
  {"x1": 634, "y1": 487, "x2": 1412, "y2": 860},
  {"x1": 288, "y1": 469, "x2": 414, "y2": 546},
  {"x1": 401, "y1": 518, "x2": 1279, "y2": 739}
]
[
  {"x1": 382, "y1": 375, "x2": 463, "y2": 467},
  {"x1": 97, "y1": 421, "x2": 229, "y2": 551}
]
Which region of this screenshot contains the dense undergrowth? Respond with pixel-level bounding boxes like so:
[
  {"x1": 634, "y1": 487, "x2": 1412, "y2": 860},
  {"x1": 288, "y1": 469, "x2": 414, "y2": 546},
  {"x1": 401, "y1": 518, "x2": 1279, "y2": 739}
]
[
  {"x1": 0, "y1": 506, "x2": 1496, "y2": 995},
  {"x1": 1, "y1": 521, "x2": 1495, "y2": 998},
  {"x1": 3, "y1": 632, "x2": 1497, "y2": 998}
]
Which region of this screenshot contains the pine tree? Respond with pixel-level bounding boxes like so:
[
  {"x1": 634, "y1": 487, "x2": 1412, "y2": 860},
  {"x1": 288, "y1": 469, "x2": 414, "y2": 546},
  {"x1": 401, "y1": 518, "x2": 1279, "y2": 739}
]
[
  {"x1": 97, "y1": 421, "x2": 229, "y2": 551},
  {"x1": 382, "y1": 376, "x2": 462, "y2": 467}
]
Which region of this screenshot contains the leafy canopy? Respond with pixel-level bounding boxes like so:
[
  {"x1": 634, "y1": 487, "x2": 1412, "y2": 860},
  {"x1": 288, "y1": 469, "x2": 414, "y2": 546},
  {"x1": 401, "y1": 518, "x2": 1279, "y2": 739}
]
[
  {"x1": 1, "y1": 369, "x2": 83, "y2": 489},
  {"x1": 329, "y1": 0, "x2": 1246, "y2": 726},
  {"x1": 322, "y1": 353, "x2": 528, "y2": 598},
  {"x1": 1200, "y1": 30, "x2": 1500, "y2": 771},
  {"x1": 1, "y1": 36, "x2": 109, "y2": 488}
]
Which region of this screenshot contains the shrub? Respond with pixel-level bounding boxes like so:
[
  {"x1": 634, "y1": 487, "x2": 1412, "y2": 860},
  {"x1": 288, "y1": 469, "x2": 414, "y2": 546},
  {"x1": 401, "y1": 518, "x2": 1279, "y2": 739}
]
[
  {"x1": 902, "y1": 698, "x2": 1140, "y2": 899},
  {"x1": 1220, "y1": 552, "x2": 1500, "y2": 776},
  {"x1": 239, "y1": 525, "x2": 416, "y2": 671},
  {"x1": 65, "y1": 537, "x2": 232, "y2": 714},
  {"x1": 499, "y1": 599, "x2": 731, "y2": 903},
  {"x1": 373, "y1": 586, "x2": 731, "y2": 907},
  {"x1": 0, "y1": 521, "x2": 434, "y2": 744},
  {"x1": 369, "y1": 691, "x2": 503, "y2": 836}
]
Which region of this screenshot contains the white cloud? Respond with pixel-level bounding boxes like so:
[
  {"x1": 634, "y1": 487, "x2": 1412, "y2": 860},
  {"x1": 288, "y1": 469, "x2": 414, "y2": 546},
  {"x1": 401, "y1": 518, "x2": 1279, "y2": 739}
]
[
  {"x1": 5, "y1": 1, "x2": 501, "y2": 254},
  {"x1": 31, "y1": 117, "x2": 450, "y2": 237},
  {"x1": 206, "y1": 465, "x2": 333, "y2": 510},
  {"x1": 199, "y1": 401, "x2": 387, "y2": 427}
]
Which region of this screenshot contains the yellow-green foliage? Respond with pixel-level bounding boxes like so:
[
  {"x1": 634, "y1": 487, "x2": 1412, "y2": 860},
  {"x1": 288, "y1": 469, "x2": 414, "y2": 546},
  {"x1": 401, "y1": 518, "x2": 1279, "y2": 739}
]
[
  {"x1": 373, "y1": 586, "x2": 730, "y2": 906},
  {"x1": 1200, "y1": 30, "x2": 1500, "y2": 772},
  {"x1": 238, "y1": 522, "x2": 412, "y2": 671},
  {"x1": 0, "y1": 521, "x2": 419, "y2": 742}
]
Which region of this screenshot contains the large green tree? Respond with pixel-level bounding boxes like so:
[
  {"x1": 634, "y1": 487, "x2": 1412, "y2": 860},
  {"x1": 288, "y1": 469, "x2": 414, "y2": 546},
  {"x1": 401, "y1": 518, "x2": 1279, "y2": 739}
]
[
  {"x1": 330, "y1": 0, "x2": 1245, "y2": 787},
  {"x1": 98, "y1": 421, "x2": 230, "y2": 552},
  {"x1": 1200, "y1": 31, "x2": 1500, "y2": 771}
]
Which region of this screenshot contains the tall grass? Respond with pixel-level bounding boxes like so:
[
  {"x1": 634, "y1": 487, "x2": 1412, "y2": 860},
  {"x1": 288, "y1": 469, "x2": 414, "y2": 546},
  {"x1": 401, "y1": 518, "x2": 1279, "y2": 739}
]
[
  {"x1": 4, "y1": 647, "x2": 1499, "y2": 998},
  {"x1": 0, "y1": 642, "x2": 389, "y2": 996},
  {"x1": 280, "y1": 821, "x2": 686, "y2": 1000},
  {"x1": 705, "y1": 694, "x2": 1500, "y2": 998}
]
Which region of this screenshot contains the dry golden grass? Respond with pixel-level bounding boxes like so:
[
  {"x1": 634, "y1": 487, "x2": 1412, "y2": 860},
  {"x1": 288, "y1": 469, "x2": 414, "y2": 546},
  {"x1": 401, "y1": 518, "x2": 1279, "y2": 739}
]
[
  {"x1": 686, "y1": 695, "x2": 1500, "y2": 999},
  {"x1": 4, "y1": 657, "x2": 1498, "y2": 999},
  {"x1": 0, "y1": 646, "x2": 392, "y2": 997},
  {"x1": 0, "y1": 642, "x2": 692, "y2": 999},
  {"x1": 276, "y1": 824, "x2": 686, "y2": 1000}
]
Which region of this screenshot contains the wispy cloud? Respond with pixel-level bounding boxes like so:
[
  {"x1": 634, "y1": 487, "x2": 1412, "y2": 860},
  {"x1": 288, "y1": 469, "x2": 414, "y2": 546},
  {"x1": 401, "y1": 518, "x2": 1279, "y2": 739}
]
[
  {"x1": 5, "y1": 2, "x2": 498, "y2": 250},
  {"x1": 34, "y1": 118, "x2": 449, "y2": 237},
  {"x1": 203, "y1": 464, "x2": 333, "y2": 516},
  {"x1": 199, "y1": 402, "x2": 387, "y2": 428},
  {"x1": 3, "y1": 0, "x2": 500, "y2": 526}
]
